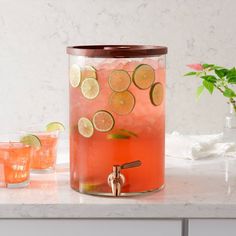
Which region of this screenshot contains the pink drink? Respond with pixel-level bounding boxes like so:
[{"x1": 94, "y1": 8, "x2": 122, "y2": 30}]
[
  {"x1": 30, "y1": 132, "x2": 58, "y2": 172},
  {"x1": 0, "y1": 142, "x2": 31, "y2": 188}
]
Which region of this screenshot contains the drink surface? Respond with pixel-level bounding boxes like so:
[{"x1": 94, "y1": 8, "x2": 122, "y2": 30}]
[
  {"x1": 30, "y1": 133, "x2": 58, "y2": 170},
  {"x1": 69, "y1": 57, "x2": 165, "y2": 195},
  {"x1": 0, "y1": 142, "x2": 31, "y2": 184}
]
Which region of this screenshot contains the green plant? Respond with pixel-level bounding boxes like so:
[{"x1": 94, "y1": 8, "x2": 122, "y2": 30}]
[{"x1": 185, "y1": 63, "x2": 236, "y2": 113}]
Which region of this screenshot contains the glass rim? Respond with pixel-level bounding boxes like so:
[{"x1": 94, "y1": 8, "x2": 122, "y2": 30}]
[{"x1": 0, "y1": 141, "x2": 31, "y2": 149}]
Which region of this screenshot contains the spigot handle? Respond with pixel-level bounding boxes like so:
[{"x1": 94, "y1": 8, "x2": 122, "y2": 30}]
[{"x1": 121, "y1": 160, "x2": 142, "y2": 170}]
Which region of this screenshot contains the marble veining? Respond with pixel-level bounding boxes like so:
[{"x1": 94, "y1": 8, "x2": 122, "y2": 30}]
[{"x1": 1, "y1": 157, "x2": 236, "y2": 218}]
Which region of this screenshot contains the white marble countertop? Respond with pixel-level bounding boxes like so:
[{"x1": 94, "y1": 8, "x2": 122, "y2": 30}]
[{"x1": 1, "y1": 156, "x2": 236, "y2": 219}]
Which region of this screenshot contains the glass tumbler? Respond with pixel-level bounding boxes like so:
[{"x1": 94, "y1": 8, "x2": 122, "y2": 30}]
[
  {"x1": 0, "y1": 134, "x2": 31, "y2": 188},
  {"x1": 29, "y1": 130, "x2": 59, "y2": 173}
]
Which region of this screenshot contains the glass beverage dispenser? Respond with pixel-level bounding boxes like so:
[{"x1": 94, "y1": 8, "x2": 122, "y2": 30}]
[{"x1": 67, "y1": 45, "x2": 168, "y2": 196}]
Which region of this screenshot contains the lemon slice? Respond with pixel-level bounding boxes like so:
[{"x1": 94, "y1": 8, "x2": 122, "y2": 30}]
[
  {"x1": 92, "y1": 110, "x2": 115, "y2": 132},
  {"x1": 109, "y1": 91, "x2": 135, "y2": 115},
  {"x1": 81, "y1": 77, "x2": 100, "y2": 99},
  {"x1": 69, "y1": 64, "x2": 81, "y2": 88},
  {"x1": 20, "y1": 134, "x2": 41, "y2": 148},
  {"x1": 46, "y1": 122, "x2": 65, "y2": 132},
  {"x1": 150, "y1": 82, "x2": 164, "y2": 106},
  {"x1": 78, "y1": 117, "x2": 94, "y2": 138},
  {"x1": 133, "y1": 64, "x2": 155, "y2": 89},
  {"x1": 109, "y1": 70, "x2": 131, "y2": 92}
]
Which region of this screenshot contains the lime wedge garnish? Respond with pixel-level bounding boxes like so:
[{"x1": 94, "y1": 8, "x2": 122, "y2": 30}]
[
  {"x1": 133, "y1": 64, "x2": 155, "y2": 90},
  {"x1": 109, "y1": 69, "x2": 131, "y2": 92},
  {"x1": 150, "y1": 82, "x2": 164, "y2": 106},
  {"x1": 46, "y1": 122, "x2": 65, "y2": 132},
  {"x1": 109, "y1": 91, "x2": 135, "y2": 115},
  {"x1": 69, "y1": 64, "x2": 81, "y2": 88},
  {"x1": 81, "y1": 77, "x2": 100, "y2": 100},
  {"x1": 107, "y1": 133, "x2": 130, "y2": 140},
  {"x1": 20, "y1": 134, "x2": 41, "y2": 148},
  {"x1": 78, "y1": 117, "x2": 94, "y2": 138},
  {"x1": 92, "y1": 110, "x2": 115, "y2": 132}
]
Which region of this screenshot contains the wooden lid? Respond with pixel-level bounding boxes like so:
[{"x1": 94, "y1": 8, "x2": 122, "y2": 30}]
[{"x1": 66, "y1": 45, "x2": 168, "y2": 58}]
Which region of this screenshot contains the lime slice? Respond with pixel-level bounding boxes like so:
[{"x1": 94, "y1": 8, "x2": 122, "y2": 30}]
[
  {"x1": 78, "y1": 117, "x2": 94, "y2": 138},
  {"x1": 107, "y1": 133, "x2": 130, "y2": 140},
  {"x1": 92, "y1": 110, "x2": 115, "y2": 132},
  {"x1": 46, "y1": 122, "x2": 65, "y2": 132},
  {"x1": 133, "y1": 64, "x2": 155, "y2": 89},
  {"x1": 107, "y1": 129, "x2": 137, "y2": 140},
  {"x1": 82, "y1": 65, "x2": 96, "y2": 79},
  {"x1": 119, "y1": 129, "x2": 138, "y2": 137},
  {"x1": 109, "y1": 70, "x2": 131, "y2": 92},
  {"x1": 69, "y1": 64, "x2": 81, "y2": 88},
  {"x1": 80, "y1": 65, "x2": 97, "y2": 86},
  {"x1": 150, "y1": 82, "x2": 164, "y2": 106},
  {"x1": 80, "y1": 182, "x2": 101, "y2": 192},
  {"x1": 20, "y1": 134, "x2": 41, "y2": 148},
  {"x1": 81, "y1": 77, "x2": 100, "y2": 99},
  {"x1": 109, "y1": 91, "x2": 135, "y2": 115}
]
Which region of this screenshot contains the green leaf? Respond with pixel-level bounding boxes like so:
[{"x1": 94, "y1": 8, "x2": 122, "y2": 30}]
[
  {"x1": 223, "y1": 88, "x2": 236, "y2": 98},
  {"x1": 196, "y1": 85, "x2": 204, "y2": 99},
  {"x1": 228, "y1": 67, "x2": 236, "y2": 75},
  {"x1": 184, "y1": 72, "x2": 197, "y2": 76},
  {"x1": 203, "y1": 80, "x2": 214, "y2": 94},
  {"x1": 227, "y1": 67, "x2": 236, "y2": 79},
  {"x1": 228, "y1": 76, "x2": 236, "y2": 84},
  {"x1": 201, "y1": 75, "x2": 217, "y2": 83},
  {"x1": 203, "y1": 64, "x2": 223, "y2": 71},
  {"x1": 202, "y1": 64, "x2": 214, "y2": 69},
  {"x1": 215, "y1": 69, "x2": 228, "y2": 78},
  {"x1": 196, "y1": 72, "x2": 203, "y2": 77}
]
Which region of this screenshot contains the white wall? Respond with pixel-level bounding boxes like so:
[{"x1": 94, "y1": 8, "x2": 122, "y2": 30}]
[{"x1": 0, "y1": 0, "x2": 235, "y2": 134}]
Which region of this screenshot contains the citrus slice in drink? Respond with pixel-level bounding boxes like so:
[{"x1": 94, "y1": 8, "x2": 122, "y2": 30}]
[
  {"x1": 81, "y1": 77, "x2": 100, "y2": 99},
  {"x1": 133, "y1": 64, "x2": 155, "y2": 89},
  {"x1": 150, "y1": 82, "x2": 164, "y2": 106},
  {"x1": 46, "y1": 122, "x2": 65, "y2": 132},
  {"x1": 92, "y1": 110, "x2": 115, "y2": 132},
  {"x1": 69, "y1": 64, "x2": 81, "y2": 88},
  {"x1": 82, "y1": 65, "x2": 96, "y2": 79},
  {"x1": 119, "y1": 129, "x2": 138, "y2": 137},
  {"x1": 109, "y1": 70, "x2": 131, "y2": 92},
  {"x1": 109, "y1": 91, "x2": 135, "y2": 115},
  {"x1": 107, "y1": 129, "x2": 137, "y2": 140},
  {"x1": 107, "y1": 133, "x2": 130, "y2": 140},
  {"x1": 80, "y1": 182, "x2": 101, "y2": 192},
  {"x1": 20, "y1": 134, "x2": 42, "y2": 148},
  {"x1": 78, "y1": 117, "x2": 94, "y2": 138}
]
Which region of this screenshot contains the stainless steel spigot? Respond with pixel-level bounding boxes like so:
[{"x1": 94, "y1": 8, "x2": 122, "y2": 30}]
[{"x1": 107, "y1": 160, "x2": 142, "y2": 197}]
